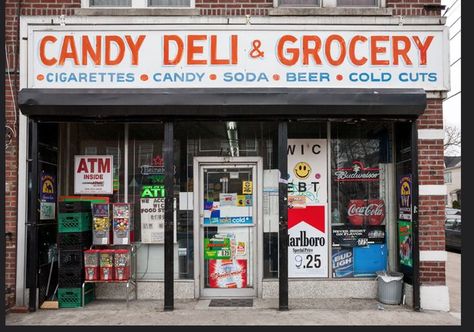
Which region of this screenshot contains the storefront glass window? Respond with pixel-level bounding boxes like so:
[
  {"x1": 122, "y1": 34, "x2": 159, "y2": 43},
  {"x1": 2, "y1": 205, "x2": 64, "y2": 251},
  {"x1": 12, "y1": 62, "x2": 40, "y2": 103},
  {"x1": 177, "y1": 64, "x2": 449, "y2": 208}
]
[{"x1": 330, "y1": 121, "x2": 393, "y2": 278}]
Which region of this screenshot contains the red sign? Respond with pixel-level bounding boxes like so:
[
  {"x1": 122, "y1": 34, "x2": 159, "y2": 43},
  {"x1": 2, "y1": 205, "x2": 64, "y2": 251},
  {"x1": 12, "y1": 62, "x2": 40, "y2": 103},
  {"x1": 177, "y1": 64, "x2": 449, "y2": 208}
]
[
  {"x1": 288, "y1": 205, "x2": 326, "y2": 233},
  {"x1": 347, "y1": 199, "x2": 385, "y2": 226},
  {"x1": 208, "y1": 259, "x2": 247, "y2": 289}
]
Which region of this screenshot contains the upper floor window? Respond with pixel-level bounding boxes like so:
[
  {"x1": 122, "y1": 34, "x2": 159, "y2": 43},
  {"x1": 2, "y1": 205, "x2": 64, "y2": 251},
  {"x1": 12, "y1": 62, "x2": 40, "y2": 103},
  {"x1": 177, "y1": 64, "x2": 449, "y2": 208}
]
[
  {"x1": 337, "y1": 0, "x2": 378, "y2": 7},
  {"x1": 276, "y1": 0, "x2": 381, "y2": 7},
  {"x1": 86, "y1": 0, "x2": 192, "y2": 8},
  {"x1": 279, "y1": 0, "x2": 320, "y2": 7},
  {"x1": 445, "y1": 171, "x2": 452, "y2": 184}
]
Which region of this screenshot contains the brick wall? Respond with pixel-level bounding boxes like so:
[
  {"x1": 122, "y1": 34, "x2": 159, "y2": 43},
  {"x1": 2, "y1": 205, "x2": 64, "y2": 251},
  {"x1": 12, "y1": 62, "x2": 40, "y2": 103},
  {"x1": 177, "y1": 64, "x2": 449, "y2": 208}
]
[
  {"x1": 387, "y1": 0, "x2": 443, "y2": 16},
  {"x1": 197, "y1": 0, "x2": 272, "y2": 16},
  {"x1": 417, "y1": 98, "x2": 446, "y2": 285},
  {"x1": 4, "y1": 0, "x2": 81, "y2": 310}
]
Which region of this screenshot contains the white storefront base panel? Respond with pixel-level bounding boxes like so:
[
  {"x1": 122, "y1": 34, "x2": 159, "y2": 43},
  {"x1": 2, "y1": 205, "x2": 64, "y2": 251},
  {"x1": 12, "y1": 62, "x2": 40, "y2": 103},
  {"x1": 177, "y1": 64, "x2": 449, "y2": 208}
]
[
  {"x1": 263, "y1": 280, "x2": 377, "y2": 299},
  {"x1": 420, "y1": 285, "x2": 450, "y2": 312},
  {"x1": 95, "y1": 281, "x2": 194, "y2": 300}
]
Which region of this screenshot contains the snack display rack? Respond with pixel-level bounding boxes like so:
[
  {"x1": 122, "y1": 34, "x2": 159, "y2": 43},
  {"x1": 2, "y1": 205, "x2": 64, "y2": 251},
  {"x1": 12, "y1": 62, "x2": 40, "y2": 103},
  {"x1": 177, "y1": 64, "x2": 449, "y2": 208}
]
[
  {"x1": 82, "y1": 243, "x2": 137, "y2": 308},
  {"x1": 81, "y1": 202, "x2": 137, "y2": 308}
]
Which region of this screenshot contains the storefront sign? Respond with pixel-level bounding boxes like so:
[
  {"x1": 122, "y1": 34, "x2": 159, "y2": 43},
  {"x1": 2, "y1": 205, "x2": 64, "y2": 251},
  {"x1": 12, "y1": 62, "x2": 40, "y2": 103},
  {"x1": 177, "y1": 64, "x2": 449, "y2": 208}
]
[
  {"x1": 242, "y1": 181, "x2": 253, "y2": 194},
  {"x1": 332, "y1": 248, "x2": 354, "y2": 278},
  {"x1": 40, "y1": 172, "x2": 56, "y2": 202},
  {"x1": 204, "y1": 237, "x2": 231, "y2": 260},
  {"x1": 399, "y1": 175, "x2": 412, "y2": 221},
  {"x1": 140, "y1": 185, "x2": 165, "y2": 198},
  {"x1": 332, "y1": 225, "x2": 386, "y2": 247},
  {"x1": 40, "y1": 202, "x2": 55, "y2": 220},
  {"x1": 398, "y1": 221, "x2": 413, "y2": 267},
  {"x1": 29, "y1": 26, "x2": 448, "y2": 90},
  {"x1": 208, "y1": 259, "x2": 247, "y2": 289},
  {"x1": 347, "y1": 199, "x2": 385, "y2": 226},
  {"x1": 334, "y1": 161, "x2": 380, "y2": 182},
  {"x1": 74, "y1": 155, "x2": 113, "y2": 195},
  {"x1": 140, "y1": 197, "x2": 164, "y2": 243},
  {"x1": 203, "y1": 200, "x2": 253, "y2": 225},
  {"x1": 332, "y1": 226, "x2": 369, "y2": 247},
  {"x1": 287, "y1": 139, "x2": 328, "y2": 278}
]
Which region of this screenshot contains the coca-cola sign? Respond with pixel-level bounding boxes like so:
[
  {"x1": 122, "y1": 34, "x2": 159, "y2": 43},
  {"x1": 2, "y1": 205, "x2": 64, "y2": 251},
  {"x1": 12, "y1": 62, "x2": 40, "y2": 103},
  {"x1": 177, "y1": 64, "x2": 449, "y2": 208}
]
[
  {"x1": 347, "y1": 199, "x2": 385, "y2": 226},
  {"x1": 334, "y1": 161, "x2": 380, "y2": 182}
]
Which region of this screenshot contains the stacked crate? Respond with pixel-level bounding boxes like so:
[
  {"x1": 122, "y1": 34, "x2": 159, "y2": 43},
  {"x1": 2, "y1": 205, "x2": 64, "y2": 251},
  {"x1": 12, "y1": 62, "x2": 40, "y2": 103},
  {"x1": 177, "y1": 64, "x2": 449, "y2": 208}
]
[{"x1": 57, "y1": 201, "x2": 95, "y2": 308}]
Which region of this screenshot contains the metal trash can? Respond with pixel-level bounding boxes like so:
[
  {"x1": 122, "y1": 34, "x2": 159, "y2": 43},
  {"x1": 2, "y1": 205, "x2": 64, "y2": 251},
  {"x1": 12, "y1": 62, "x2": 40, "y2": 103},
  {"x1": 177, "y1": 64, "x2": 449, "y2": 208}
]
[{"x1": 376, "y1": 271, "x2": 404, "y2": 305}]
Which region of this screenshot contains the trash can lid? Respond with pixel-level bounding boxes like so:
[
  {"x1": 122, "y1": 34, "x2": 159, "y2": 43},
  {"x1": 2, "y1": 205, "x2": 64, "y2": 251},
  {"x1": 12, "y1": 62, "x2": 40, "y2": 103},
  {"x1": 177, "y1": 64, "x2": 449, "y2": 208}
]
[{"x1": 376, "y1": 271, "x2": 404, "y2": 282}]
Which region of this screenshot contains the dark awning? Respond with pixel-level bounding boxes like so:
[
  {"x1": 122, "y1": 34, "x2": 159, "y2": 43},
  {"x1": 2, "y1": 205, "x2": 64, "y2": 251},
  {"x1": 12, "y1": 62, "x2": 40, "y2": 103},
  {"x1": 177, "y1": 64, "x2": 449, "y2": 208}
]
[{"x1": 18, "y1": 88, "x2": 426, "y2": 120}]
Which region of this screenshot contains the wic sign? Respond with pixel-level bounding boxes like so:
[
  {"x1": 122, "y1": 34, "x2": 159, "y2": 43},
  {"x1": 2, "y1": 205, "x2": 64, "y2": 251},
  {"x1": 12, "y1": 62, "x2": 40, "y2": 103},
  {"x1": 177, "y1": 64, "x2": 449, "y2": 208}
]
[{"x1": 29, "y1": 25, "x2": 449, "y2": 90}]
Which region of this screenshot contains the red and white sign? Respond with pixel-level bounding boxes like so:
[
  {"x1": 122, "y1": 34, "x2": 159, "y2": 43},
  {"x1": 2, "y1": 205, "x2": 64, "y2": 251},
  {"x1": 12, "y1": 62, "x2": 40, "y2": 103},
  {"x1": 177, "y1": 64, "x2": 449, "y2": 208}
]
[
  {"x1": 74, "y1": 155, "x2": 113, "y2": 195},
  {"x1": 208, "y1": 259, "x2": 247, "y2": 289},
  {"x1": 287, "y1": 139, "x2": 328, "y2": 278},
  {"x1": 29, "y1": 26, "x2": 449, "y2": 90},
  {"x1": 347, "y1": 199, "x2": 385, "y2": 226}
]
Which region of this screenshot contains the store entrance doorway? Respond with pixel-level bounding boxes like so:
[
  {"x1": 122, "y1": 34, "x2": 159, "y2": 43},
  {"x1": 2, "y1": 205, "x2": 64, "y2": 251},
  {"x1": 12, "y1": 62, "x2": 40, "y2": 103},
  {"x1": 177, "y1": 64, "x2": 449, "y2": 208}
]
[{"x1": 194, "y1": 157, "x2": 262, "y2": 298}]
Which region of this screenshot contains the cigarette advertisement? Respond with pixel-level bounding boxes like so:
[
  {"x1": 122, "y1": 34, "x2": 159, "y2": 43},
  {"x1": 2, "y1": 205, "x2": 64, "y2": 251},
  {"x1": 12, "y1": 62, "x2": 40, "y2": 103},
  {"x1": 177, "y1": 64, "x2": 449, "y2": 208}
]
[{"x1": 288, "y1": 139, "x2": 328, "y2": 278}]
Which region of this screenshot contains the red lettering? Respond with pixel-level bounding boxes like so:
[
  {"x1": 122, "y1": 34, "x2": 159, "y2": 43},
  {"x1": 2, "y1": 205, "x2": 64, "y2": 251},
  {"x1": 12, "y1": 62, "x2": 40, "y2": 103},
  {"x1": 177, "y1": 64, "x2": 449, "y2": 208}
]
[
  {"x1": 163, "y1": 35, "x2": 184, "y2": 65},
  {"x1": 277, "y1": 35, "x2": 299, "y2": 66},
  {"x1": 40, "y1": 35, "x2": 57, "y2": 66},
  {"x1": 392, "y1": 36, "x2": 412, "y2": 65},
  {"x1": 413, "y1": 35, "x2": 434, "y2": 65}
]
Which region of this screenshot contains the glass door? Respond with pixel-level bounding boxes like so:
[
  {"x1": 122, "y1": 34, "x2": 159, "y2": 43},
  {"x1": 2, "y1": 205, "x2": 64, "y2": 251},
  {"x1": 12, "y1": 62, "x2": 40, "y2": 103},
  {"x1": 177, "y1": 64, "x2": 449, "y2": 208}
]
[{"x1": 199, "y1": 164, "x2": 257, "y2": 297}]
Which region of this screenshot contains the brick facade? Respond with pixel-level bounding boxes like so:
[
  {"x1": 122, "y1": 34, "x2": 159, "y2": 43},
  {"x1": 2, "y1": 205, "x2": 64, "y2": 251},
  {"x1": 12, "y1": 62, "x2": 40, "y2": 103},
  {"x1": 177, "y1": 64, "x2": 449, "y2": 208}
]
[{"x1": 4, "y1": 0, "x2": 447, "y2": 309}]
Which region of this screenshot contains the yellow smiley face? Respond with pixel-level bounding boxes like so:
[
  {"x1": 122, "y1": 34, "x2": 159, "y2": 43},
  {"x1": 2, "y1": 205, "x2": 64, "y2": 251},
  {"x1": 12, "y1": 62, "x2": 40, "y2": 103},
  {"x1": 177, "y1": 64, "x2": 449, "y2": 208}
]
[{"x1": 294, "y1": 162, "x2": 311, "y2": 180}]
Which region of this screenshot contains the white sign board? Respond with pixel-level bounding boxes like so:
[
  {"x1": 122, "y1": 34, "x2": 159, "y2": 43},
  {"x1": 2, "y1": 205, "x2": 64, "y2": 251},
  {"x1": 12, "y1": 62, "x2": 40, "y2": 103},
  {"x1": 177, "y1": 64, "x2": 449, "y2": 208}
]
[
  {"x1": 287, "y1": 139, "x2": 328, "y2": 278},
  {"x1": 140, "y1": 197, "x2": 165, "y2": 244},
  {"x1": 74, "y1": 155, "x2": 113, "y2": 195},
  {"x1": 29, "y1": 25, "x2": 449, "y2": 90}
]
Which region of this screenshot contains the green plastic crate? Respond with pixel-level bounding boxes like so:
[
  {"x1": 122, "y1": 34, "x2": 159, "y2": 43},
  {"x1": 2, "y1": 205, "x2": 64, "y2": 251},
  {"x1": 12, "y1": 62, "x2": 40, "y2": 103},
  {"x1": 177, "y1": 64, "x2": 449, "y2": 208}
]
[
  {"x1": 58, "y1": 212, "x2": 92, "y2": 233},
  {"x1": 58, "y1": 284, "x2": 95, "y2": 308}
]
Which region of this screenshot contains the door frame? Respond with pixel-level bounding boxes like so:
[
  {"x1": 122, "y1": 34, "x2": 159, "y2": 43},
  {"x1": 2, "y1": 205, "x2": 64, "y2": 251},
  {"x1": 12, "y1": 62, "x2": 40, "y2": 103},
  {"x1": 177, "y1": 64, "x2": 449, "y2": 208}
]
[{"x1": 193, "y1": 157, "x2": 263, "y2": 299}]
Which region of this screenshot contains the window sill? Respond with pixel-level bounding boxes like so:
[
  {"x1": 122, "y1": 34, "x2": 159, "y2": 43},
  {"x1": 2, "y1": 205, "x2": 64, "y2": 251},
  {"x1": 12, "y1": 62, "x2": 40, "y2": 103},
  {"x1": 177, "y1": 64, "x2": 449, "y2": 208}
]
[
  {"x1": 268, "y1": 7, "x2": 393, "y2": 16},
  {"x1": 75, "y1": 8, "x2": 200, "y2": 16}
]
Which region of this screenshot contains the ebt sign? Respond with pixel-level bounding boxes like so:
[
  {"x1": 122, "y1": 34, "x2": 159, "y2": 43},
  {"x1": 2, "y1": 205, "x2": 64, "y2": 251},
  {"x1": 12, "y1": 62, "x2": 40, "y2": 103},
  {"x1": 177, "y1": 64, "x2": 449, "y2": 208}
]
[{"x1": 29, "y1": 25, "x2": 449, "y2": 90}]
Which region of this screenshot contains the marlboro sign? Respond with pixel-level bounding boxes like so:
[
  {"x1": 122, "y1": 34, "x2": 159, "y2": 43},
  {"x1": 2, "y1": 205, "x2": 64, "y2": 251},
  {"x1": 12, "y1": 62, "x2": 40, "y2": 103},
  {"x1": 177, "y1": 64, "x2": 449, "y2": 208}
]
[{"x1": 74, "y1": 155, "x2": 113, "y2": 195}]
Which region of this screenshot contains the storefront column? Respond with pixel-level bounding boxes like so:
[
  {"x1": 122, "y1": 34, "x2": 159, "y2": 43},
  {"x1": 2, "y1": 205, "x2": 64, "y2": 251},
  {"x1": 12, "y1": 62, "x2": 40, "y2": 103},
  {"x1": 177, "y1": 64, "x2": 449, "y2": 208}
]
[
  {"x1": 278, "y1": 121, "x2": 289, "y2": 311},
  {"x1": 164, "y1": 122, "x2": 174, "y2": 311},
  {"x1": 411, "y1": 120, "x2": 421, "y2": 311},
  {"x1": 26, "y1": 119, "x2": 39, "y2": 311}
]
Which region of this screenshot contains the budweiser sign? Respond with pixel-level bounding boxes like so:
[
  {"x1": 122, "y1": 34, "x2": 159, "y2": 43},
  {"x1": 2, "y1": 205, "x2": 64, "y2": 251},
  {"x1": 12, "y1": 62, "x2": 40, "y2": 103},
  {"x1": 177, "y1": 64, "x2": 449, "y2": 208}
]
[
  {"x1": 347, "y1": 199, "x2": 385, "y2": 226},
  {"x1": 334, "y1": 161, "x2": 380, "y2": 182}
]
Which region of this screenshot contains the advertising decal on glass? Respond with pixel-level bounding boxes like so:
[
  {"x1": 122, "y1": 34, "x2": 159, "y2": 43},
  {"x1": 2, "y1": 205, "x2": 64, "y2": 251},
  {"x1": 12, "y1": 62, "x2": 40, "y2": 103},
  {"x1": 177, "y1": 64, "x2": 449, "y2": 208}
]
[
  {"x1": 398, "y1": 221, "x2": 413, "y2": 267},
  {"x1": 287, "y1": 139, "x2": 328, "y2": 278},
  {"x1": 333, "y1": 160, "x2": 380, "y2": 182},
  {"x1": 347, "y1": 199, "x2": 385, "y2": 226},
  {"x1": 332, "y1": 248, "x2": 354, "y2": 278},
  {"x1": 74, "y1": 155, "x2": 114, "y2": 195},
  {"x1": 399, "y1": 175, "x2": 412, "y2": 221}
]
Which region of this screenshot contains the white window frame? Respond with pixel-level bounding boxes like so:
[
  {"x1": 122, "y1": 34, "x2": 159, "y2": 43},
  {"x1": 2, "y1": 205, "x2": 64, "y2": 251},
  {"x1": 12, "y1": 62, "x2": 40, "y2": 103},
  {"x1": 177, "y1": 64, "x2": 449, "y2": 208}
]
[
  {"x1": 444, "y1": 171, "x2": 452, "y2": 184},
  {"x1": 274, "y1": 0, "x2": 385, "y2": 8},
  {"x1": 82, "y1": 0, "x2": 195, "y2": 8}
]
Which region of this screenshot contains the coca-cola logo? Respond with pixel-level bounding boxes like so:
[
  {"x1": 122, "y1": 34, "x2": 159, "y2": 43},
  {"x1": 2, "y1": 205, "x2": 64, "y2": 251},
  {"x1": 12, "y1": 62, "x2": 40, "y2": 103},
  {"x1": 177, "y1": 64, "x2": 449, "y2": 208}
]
[
  {"x1": 334, "y1": 161, "x2": 380, "y2": 182},
  {"x1": 347, "y1": 199, "x2": 385, "y2": 226},
  {"x1": 348, "y1": 203, "x2": 384, "y2": 217}
]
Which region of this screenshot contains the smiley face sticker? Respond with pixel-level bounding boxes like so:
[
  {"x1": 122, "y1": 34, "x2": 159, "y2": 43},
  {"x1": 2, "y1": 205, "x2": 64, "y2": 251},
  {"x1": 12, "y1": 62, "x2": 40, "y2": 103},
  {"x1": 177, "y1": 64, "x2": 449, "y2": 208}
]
[{"x1": 294, "y1": 162, "x2": 311, "y2": 180}]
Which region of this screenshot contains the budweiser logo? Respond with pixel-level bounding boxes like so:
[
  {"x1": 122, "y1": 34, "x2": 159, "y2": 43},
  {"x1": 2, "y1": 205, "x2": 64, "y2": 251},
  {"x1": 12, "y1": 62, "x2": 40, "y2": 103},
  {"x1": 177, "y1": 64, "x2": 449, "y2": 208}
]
[
  {"x1": 348, "y1": 203, "x2": 384, "y2": 217},
  {"x1": 334, "y1": 161, "x2": 380, "y2": 182},
  {"x1": 334, "y1": 170, "x2": 379, "y2": 180}
]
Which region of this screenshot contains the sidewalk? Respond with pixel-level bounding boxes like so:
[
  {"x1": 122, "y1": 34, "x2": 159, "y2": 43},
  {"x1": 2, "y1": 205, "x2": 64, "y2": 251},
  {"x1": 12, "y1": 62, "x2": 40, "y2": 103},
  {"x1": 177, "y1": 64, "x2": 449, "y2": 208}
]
[{"x1": 6, "y1": 298, "x2": 461, "y2": 325}]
